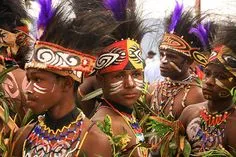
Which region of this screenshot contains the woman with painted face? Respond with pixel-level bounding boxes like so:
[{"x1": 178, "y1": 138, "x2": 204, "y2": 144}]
[
  {"x1": 91, "y1": 0, "x2": 148, "y2": 156},
  {"x1": 179, "y1": 23, "x2": 236, "y2": 155},
  {"x1": 12, "y1": 0, "x2": 117, "y2": 156}
]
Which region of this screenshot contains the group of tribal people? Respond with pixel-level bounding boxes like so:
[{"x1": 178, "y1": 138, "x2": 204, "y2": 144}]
[{"x1": 0, "y1": 0, "x2": 236, "y2": 156}]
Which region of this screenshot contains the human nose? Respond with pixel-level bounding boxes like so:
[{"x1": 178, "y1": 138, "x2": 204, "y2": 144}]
[
  {"x1": 161, "y1": 54, "x2": 168, "y2": 63},
  {"x1": 124, "y1": 75, "x2": 135, "y2": 88},
  {"x1": 205, "y1": 75, "x2": 215, "y2": 86}
]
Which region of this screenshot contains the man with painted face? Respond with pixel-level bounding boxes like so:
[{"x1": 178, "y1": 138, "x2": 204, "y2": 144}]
[
  {"x1": 12, "y1": 0, "x2": 115, "y2": 156},
  {"x1": 147, "y1": 2, "x2": 210, "y2": 120},
  {"x1": 179, "y1": 23, "x2": 236, "y2": 155},
  {"x1": 91, "y1": 0, "x2": 148, "y2": 156},
  {"x1": 0, "y1": 0, "x2": 33, "y2": 130}
]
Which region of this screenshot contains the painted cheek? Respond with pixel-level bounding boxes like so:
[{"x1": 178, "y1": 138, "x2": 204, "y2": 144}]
[
  {"x1": 134, "y1": 78, "x2": 144, "y2": 91},
  {"x1": 109, "y1": 80, "x2": 123, "y2": 95},
  {"x1": 33, "y1": 83, "x2": 48, "y2": 94}
]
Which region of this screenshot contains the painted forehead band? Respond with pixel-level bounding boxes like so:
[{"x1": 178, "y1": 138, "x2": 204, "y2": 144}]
[
  {"x1": 25, "y1": 41, "x2": 96, "y2": 83},
  {"x1": 159, "y1": 33, "x2": 207, "y2": 66},
  {"x1": 208, "y1": 45, "x2": 236, "y2": 77},
  {"x1": 95, "y1": 39, "x2": 143, "y2": 74}
]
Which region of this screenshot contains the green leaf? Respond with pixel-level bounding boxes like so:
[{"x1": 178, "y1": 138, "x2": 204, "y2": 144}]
[
  {"x1": 183, "y1": 139, "x2": 191, "y2": 157},
  {"x1": 146, "y1": 119, "x2": 172, "y2": 138},
  {"x1": 0, "y1": 98, "x2": 9, "y2": 123},
  {"x1": 81, "y1": 88, "x2": 103, "y2": 101},
  {"x1": 21, "y1": 109, "x2": 34, "y2": 127},
  {"x1": 0, "y1": 141, "x2": 7, "y2": 153}
]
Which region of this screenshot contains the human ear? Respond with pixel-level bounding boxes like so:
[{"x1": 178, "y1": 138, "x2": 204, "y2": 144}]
[{"x1": 61, "y1": 77, "x2": 74, "y2": 92}]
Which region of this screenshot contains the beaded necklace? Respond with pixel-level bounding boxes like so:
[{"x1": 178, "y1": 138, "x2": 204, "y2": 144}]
[
  {"x1": 23, "y1": 109, "x2": 85, "y2": 157},
  {"x1": 152, "y1": 74, "x2": 196, "y2": 119},
  {"x1": 191, "y1": 107, "x2": 233, "y2": 152},
  {"x1": 102, "y1": 99, "x2": 148, "y2": 156},
  {"x1": 102, "y1": 98, "x2": 144, "y2": 143}
]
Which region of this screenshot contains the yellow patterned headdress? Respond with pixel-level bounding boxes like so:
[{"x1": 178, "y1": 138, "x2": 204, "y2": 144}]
[
  {"x1": 209, "y1": 45, "x2": 236, "y2": 77},
  {"x1": 95, "y1": 39, "x2": 143, "y2": 74}
]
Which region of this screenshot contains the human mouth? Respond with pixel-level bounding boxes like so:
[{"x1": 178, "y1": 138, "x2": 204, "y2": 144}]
[{"x1": 123, "y1": 93, "x2": 138, "y2": 99}]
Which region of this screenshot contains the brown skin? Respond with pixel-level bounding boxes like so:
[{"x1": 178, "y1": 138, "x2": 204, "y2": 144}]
[
  {"x1": 97, "y1": 69, "x2": 143, "y2": 108},
  {"x1": 13, "y1": 69, "x2": 112, "y2": 156},
  {"x1": 92, "y1": 107, "x2": 141, "y2": 157},
  {"x1": 179, "y1": 63, "x2": 236, "y2": 154},
  {"x1": 159, "y1": 50, "x2": 191, "y2": 81},
  {"x1": 77, "y1": 75, "x2": 100, "y2": 118},
  {"x1": 147, "y1": 50, "x2": 205, "y2": 119},
  {"x1": 92, "y1": 69, "x2": 144, "y2": 156},
  {"x1": 0, "y1": 68, "x2": 27, "y2": 133}
]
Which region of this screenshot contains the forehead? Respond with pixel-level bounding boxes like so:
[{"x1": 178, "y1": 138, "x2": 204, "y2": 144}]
[
  {"x1": 160, "y1": 49, "x2": 183, "y2": 57},
  {"x1": 26, "y1": 68, "x2": 56, "y2": 77},
  {"x1": 103, "y1": 69, "x2": 143, "y2": 76},
  {"x1": 205, "y1": 63, "x2": 230, "y2": 74}
]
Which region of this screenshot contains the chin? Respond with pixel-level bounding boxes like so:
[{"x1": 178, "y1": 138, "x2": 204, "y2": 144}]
[
  {"x1": 122, "y1": 101, "x2": 137, "y2": 108},
  {"x1": 160, "y1": 71, "x2": 169, "y2": 77},
  {"x1": 28, "y1": 106, "x2": 46, "y2": 115}
]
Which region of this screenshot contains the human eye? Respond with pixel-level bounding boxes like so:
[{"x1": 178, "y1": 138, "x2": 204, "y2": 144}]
[
  {"x1": 216, "y1": 73, "x2": 229, "y2": 80},
  {"x1": 160, "y1": 51, "x2": 165, "y2": 57},
  {"x1": 132, "y1": 70, "x2": 143, "y2": 78},
  {"x1": 32, "y1": 75, "x2": 43, "y2": 83},
  {"x1": 204, "y1": 69, "x2": 211, "y2": 77},
  {"x1": 114, "y1": 73, "x2": 124, "y2": 79}
]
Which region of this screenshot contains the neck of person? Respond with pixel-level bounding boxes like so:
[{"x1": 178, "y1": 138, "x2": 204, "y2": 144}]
[
  {"x1": 47, "y1": 95, "x2": 76, "y2": 120},
  {"x1": 169, "y1": 70, "x2": 191, "y2": 81},
  {"x1": 207, "y1": 98, "x2": 234, "y2": 114},
  {"x1": 103, "y1": 98, "x2": 133, "y2": 115}
]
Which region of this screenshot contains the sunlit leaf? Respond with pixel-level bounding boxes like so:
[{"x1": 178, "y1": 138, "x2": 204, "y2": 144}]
[{"x1": 81, "y1": 88, "x2": 103, "y2": 101}]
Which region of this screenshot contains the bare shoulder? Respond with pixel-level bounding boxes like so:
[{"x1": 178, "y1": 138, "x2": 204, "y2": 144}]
[
  {"x1": 80, "y1": 118, "x2": 112, "y2": 157},
  {"x1": 13, "y1": 123, "x2": 36, "y2": 156},
  {"x1": 185, "y1": 85, "x2": 205, "y2": 105},
  {"x1": 146, "y1": 81, "x2": 159, "y2": 104},
  {"x1": 179, "y1": 102, "x2": 207, "y2": 128},
  {"x1": 91, "y1": 106, "x2": 118, "y2": 122},
  {"x1": 225, "y1": 108, "x2": 236, "y2": 152}
]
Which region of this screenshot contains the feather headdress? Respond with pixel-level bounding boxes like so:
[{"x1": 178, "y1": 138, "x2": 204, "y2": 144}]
[
  {"x1": 93, "y1": 0, "x2": 148, "y2": 74},
  {"x1": 0, "y1": 0, "x2": 32, "y2": 68},
  {"x1": 26, "y1": 0, "x2": 118, "y2": 82},
  {"x1": 160, "y1": 1, "x2": 214, "y2": 67}
]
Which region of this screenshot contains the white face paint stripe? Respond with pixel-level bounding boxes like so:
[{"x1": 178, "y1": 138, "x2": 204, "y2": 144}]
[
  {"x1": 161, "y1": 53, "x2": 167, "y2": 62},
  {"x1": 33, "y1": 87, "x2": 47, "y2": 94},
  {"x1": 109, "y1": 80, "x2": 123, "y2": 95},
  {"x1": 33, "y1": 83, "x2": 47, "y2": 90},
  {"x1": 169, "y1": 61, "x2": 181, "y2": 72},
  {"x1": 134, "y1": 78, "x2": 144, "y2": 91},
  {"x1": 110, "y1": 80, "x2": 123, "y2": 88},
  {"x1": 110, "y1": 83, "x2": 123, "y2": 92},
  {"x1": 134, "y1": 78, "x2": 143, "y2": 84},
  {"x1": 50, "y1": 83, "x2": 55, "y2": 93},
  {"x1": 33, "y1": 83, "x2": 47, "y2": 94},
  {"x1": 215, "y1": 79, "x2": 230, "y2": 91}
]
